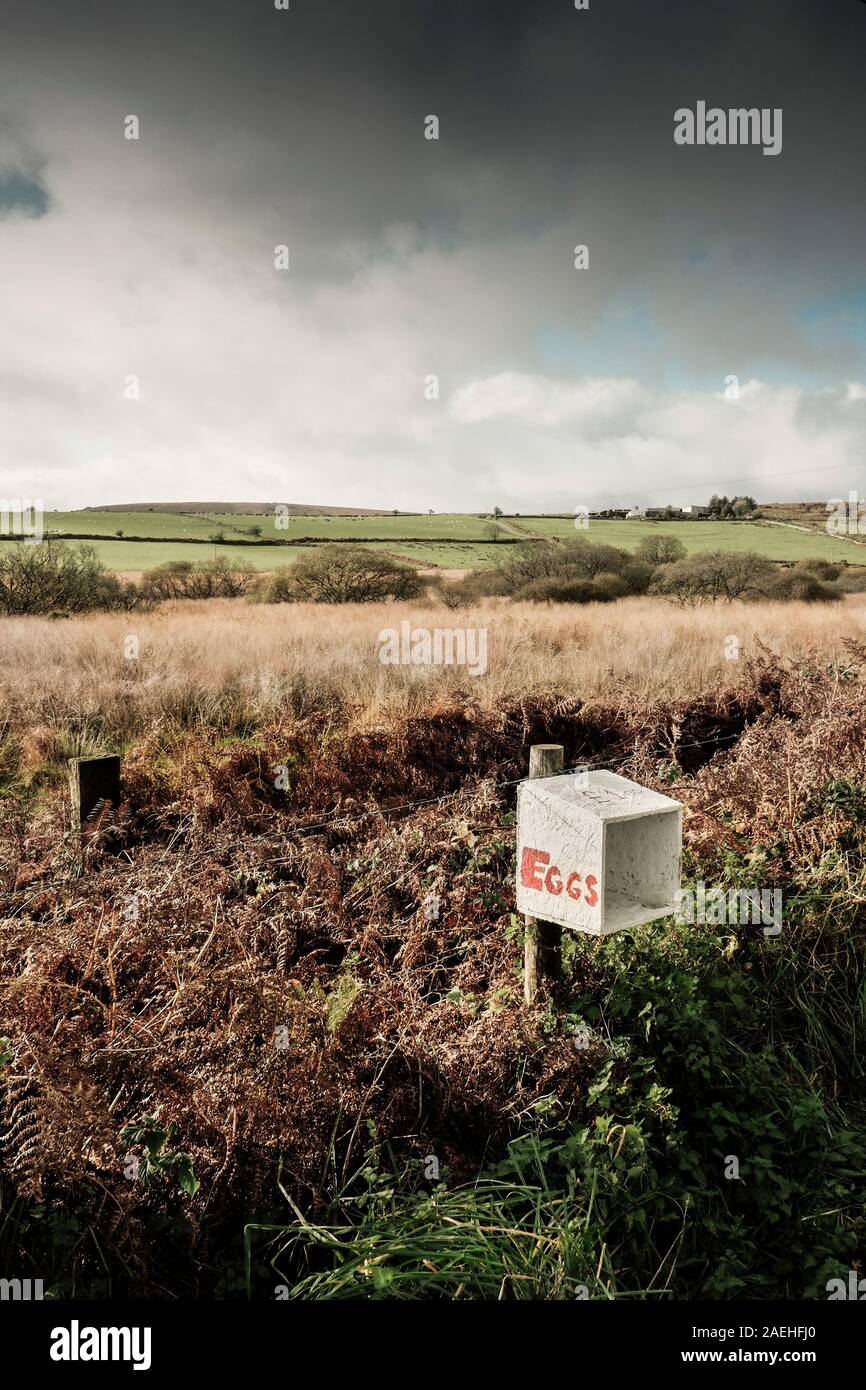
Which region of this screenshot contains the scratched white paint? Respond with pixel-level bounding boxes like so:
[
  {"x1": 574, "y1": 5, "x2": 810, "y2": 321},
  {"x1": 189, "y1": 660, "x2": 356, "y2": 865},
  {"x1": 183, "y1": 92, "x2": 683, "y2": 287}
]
[{"x1": 516, "y1": 769, "x2": 683, "y2": 935}]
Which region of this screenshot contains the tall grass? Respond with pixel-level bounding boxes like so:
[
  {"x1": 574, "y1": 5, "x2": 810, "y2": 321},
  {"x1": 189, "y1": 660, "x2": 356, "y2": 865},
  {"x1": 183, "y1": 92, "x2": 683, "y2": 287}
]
[{"x1": 1, "y1": 595, "x2": 865, "y2": 770}]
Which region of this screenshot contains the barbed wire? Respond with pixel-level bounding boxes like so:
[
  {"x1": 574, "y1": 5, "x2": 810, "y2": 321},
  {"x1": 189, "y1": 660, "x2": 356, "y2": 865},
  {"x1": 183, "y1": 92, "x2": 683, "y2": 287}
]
[{"x1": 0, "y1": 727, "x2": 744, "y2": 912}]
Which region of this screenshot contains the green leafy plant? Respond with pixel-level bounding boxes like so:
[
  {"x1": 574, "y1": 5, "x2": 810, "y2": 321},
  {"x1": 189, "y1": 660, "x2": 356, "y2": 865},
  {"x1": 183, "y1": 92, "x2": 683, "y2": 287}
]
[{"x1": 120, "y1": 1117, "x2": 200, "y2": 1197}]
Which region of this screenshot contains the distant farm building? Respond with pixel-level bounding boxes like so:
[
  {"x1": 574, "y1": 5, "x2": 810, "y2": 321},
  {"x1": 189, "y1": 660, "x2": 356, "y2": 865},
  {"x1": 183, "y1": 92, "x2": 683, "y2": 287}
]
[{"x1": 644, "y1": 505, "x2": 710, "y2": 520}]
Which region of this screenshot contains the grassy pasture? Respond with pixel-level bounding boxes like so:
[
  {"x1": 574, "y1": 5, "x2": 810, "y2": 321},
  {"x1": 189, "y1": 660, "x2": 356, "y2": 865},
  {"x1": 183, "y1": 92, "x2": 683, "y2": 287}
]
[
  {"x1": 45, "y1": 510, "x2": 273, "y2": 540},
  {"x1": 24, "y1": 537, "x2": 501, "y2": 572},
  {"x1": 33, "y1": 509, "x2": 866, "y2": 573},
  {"x1": 43, "y1": 510, "x2": 496, "y2": 541},
  {"x1": 514, "y1": 515, "x2": 864, "y2": 559}
]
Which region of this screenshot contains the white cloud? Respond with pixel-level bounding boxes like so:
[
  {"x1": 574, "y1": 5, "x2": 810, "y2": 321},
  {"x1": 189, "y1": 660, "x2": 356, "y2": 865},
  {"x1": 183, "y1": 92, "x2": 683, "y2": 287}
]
[
  {"x1": 443, "y1": 372, "x2": 866, "y2": 508},
  {"x1": 450, "y1": 373, "x2": 644, "y2": 431}
]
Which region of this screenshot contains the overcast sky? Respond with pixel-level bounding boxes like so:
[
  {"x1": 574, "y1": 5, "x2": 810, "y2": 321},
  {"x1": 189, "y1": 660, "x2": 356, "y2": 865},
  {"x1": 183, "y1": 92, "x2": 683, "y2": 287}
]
[{"x1": 1, "y1": 0, "x2": 864, "y2": 511}]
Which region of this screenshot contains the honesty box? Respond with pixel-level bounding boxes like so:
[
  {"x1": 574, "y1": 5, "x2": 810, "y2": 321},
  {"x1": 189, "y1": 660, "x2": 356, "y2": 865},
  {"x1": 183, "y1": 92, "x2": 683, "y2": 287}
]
[{"x1": 516, "y1": 769, "x2": 683, "y2": 936}]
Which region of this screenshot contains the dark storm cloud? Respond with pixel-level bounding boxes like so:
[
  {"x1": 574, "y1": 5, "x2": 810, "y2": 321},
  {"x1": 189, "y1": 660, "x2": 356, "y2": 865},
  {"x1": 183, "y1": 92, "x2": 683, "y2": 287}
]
[
  {"x1": 10, "y1": 0, "x2": 864, "y2": 241},
  {"x1": 14, "y1": 0, "x2": 862, "y2": 350}
]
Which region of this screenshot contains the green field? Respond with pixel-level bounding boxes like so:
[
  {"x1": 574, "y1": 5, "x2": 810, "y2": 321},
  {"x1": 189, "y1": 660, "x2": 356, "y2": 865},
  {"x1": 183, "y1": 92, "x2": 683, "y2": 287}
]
[
  {"x1": 24, "y1": 536, "x2": 503, "y2": 572},
  {"x1": 24, "y1": 510, "x2": 866, "y2": 572},
  {"x1": 512, "y1": 516, "x2": 863, "y2": 560},
  {"x1": 44, "y1": 511, "x2": 497, "y2": 542}
]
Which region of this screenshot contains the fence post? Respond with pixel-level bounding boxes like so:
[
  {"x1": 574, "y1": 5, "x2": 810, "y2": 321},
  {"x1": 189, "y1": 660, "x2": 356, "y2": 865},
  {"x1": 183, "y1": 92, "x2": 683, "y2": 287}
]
[
  {"x1": 68, "y1": 755, "x2": 121, "y2": 831},
  {"x1": 523, "y1": 743, "x2": 564, "y2": 1005}
]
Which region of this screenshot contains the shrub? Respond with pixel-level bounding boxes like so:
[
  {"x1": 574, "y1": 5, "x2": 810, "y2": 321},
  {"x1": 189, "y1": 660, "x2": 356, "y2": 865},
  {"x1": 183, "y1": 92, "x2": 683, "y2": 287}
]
[
  {"x1": 620, "y1": 560, "x2": 654, "y2": 594},
  {"x1": 434, "y1": 572, "x2": 501, "y2": 609},
  {"x1": 493, "y1": 542, "x2": 565, "y2": 594},
  {"x1": 795, "y1": 558, "x2": 842, "y2": 582},
  {"x1": 592, "y1": 570, "x2": 631, "y2": 600},
  {"x1": 495, "y1": 538, "x2": 632, "y2": 595},
  {"x1": 264, "y1": 546, "x2": 424, "y2": 604},
  {"x1": 634, "y1": 534, "x2": 687, "y2": 566},
  {"x1": 651, "y1": 551, "x2": 774, "y2": 605},
  {"x1": 513, "y1": 577, "x2": 597, "y2": 603},
  {"x1": 0, "y1": 542, "x2": 140, "y2": 615},
  {"x1": 652, "y1": 552, "x2": 842, "y2": 605},
  {"x1": 836, "y1": 567, "x2": 866, "y2": 594},
  {"x1": 142, "y1": 557, "x2": 259, "y2": 601},
  {"x1": 461, "y1": 570, "x2": 510, "y2": 600},
  {"x1": 763, "y1": 572, "x2": 841, "y2": 603},
  {"x1": 559, "y1": 539, "x2": 632, "y2": 578},
  {"x1": 435, "y1": 570, "x2": 509, "y2": 608}
]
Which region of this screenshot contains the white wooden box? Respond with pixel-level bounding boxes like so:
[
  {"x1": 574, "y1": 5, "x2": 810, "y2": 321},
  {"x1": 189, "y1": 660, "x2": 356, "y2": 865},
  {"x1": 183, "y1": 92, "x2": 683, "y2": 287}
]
[{"x1": 516, "y1": 769, "x2": 683, "y2": 936}]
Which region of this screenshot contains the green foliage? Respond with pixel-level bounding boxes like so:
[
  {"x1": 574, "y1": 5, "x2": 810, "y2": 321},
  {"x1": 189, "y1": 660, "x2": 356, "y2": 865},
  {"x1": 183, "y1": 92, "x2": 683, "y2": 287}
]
[
  {"x1": 649, "y1": 550, "x2": 842, "y2": 605},
  {"x1": 795, "y1": 557, "x2": 842, "y2": 581},
  {"x1": 513, "y1": 577, "x2": 598, "y2": 603},
  {"x1": 800, "y1": 778, "x2": 866, "y2": 825},
  {"x1": 506, "y1": 537, "x2": 651, "y2": 602},
  {"x1": 246, "y1": 919, "x2": 866, "y2": 1300},
  {"x1": 707, "y1": 494, "x2": 757, "y2": 519},
  {"x1": 120, "y1": 1117, "x2": 200, "y2": 1197},
  {"x1": 634, "y1": 534, "x2": 687, "y2": 566},
  {"x1": 763, "y1": 571, "x2": 841, "y2": 603},
  {"x1": 326, "y1": 952, "x2": 363, "y2": 1032}
]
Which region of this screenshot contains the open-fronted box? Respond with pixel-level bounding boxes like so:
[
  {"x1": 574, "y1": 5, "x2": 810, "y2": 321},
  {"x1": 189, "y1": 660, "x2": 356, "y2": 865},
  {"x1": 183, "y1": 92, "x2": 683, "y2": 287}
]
[{"x1": 516, "y1": 769, "x2": 682, "y2": 936}]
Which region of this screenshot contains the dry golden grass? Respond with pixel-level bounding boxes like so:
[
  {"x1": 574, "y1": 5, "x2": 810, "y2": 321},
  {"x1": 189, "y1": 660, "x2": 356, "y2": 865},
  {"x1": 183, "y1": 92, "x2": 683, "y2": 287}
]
[{"x1": 2, "y1": 595, "x2": 866, "y2": 758}]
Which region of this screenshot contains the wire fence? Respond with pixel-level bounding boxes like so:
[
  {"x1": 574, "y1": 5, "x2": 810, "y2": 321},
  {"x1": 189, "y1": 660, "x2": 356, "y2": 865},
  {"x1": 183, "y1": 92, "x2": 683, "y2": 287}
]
[{"x1": 0, "y1": 727, "x2": 744, "y2": 912}]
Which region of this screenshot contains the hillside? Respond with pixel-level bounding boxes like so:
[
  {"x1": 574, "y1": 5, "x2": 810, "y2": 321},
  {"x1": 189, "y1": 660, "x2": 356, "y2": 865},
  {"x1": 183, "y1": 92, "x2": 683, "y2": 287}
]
[
  {"x1": 22, "y1": 507, "x2": 866, "y2": 576},
  {"x1": 82, "y1": 502, "x2": 409, "y2": 516}
]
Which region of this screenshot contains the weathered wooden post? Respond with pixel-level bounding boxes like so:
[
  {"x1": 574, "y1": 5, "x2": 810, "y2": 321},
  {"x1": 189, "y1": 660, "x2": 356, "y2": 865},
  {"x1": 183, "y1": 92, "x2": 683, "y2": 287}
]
[
  {"x1": 522, "y1": 743, "x2": 564, "y2": 1005},
  {"x1": 68, "y1": 755, "x2": 121, "y2": 831}
]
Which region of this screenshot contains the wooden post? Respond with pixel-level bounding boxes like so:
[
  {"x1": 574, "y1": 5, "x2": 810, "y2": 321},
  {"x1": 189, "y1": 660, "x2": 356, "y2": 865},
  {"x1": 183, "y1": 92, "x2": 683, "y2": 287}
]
[
  {"x1": 524, "y1": 743, "x2": 564, "y2": 1005},
  {"x1": 68, "y1": 755, "x2": 121, "y2": 831}
]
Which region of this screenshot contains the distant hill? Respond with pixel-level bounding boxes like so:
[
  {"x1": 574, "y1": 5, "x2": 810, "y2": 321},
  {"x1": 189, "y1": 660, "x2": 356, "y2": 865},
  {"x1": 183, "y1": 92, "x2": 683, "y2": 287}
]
[{"x1": 82, "y1": 502, "x2": 407, "y2": 516}]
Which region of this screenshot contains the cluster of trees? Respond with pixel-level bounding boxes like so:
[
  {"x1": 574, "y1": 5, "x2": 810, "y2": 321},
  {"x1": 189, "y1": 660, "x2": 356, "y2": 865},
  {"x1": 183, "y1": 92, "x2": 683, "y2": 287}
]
[
  {"x1": 0, "y1": 543, "x2": 425, "y2": 614},
  {"x1": 0, "y1": 543, "x2": 139, "y2": 616},
  {"x1": 0, "y1": 546, "x2": 264, "y2": 615},
  {"x1": 706, "y1": 494, "x2": 758, "y2": 518},
  {"x1": 0, "y1": 538, "x2": 851, "y2": 617},
  {"x1": 437, "y1": 538, "x2": 844, "y2": 608},
  {"x1": 434, "y1": 535, "x2": 667, "y2": 607},
  {"x1": 500, "y1": 535, "x2": 659, "y2": 602},
  {"x1": 263, "y1": 546, "x2": 424, "y2": 603},
  {"x1": 651, "y1": 553, "x2": 841, "y2": 606},
  {"x1": 142, "y1": 557, "x2": 259, "y2": 601}
]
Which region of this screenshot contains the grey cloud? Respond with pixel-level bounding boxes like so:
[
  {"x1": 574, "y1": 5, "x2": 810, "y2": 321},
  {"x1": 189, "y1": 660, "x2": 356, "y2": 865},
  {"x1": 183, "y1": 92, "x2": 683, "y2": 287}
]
[{"x1": 0, "y1": 0, "x2": 864, "y2": 505}]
